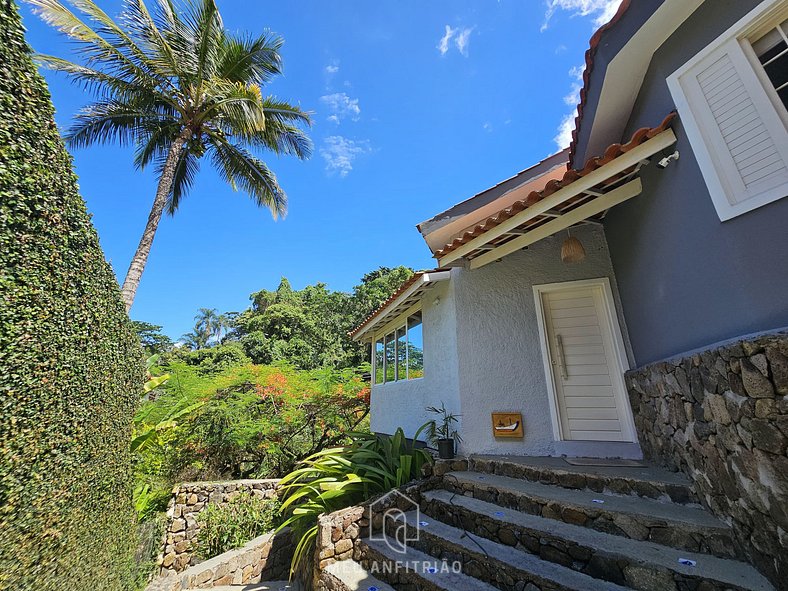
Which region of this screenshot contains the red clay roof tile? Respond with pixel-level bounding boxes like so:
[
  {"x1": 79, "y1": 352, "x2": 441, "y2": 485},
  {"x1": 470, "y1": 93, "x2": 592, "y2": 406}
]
[
  {"x1": 434, "y1": 112, "x2": 676, "y2": 259},
  {"x1": 569, "y1": 0, "x2": 632, "y2": 167}
]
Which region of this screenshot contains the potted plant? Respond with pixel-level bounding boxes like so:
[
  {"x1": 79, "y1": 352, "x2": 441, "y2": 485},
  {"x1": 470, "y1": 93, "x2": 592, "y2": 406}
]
[{"x1": 426, "y1": 403, "x2": 462, "y2": 459}]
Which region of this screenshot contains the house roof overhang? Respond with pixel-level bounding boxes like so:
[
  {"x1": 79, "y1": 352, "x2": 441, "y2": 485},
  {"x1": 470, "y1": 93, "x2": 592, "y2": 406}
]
[
  {"x1": 417, "y1": 150, "x2": 570, "y2": 253},
  {"x1": 349, "y1": 269, "x2": 451, "y2": 343},
  {"x1": 436, "y1": 114, "x2": 678, "y2": 270},
  {"x1": 569, "y1": 0, "x2": 704, "y2": 166}
]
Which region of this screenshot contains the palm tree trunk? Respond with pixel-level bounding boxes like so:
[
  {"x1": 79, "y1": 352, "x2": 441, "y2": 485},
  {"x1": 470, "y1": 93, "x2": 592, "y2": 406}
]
[{"x1": 120, "y1": 130, "x2": 190, "y2": 312}]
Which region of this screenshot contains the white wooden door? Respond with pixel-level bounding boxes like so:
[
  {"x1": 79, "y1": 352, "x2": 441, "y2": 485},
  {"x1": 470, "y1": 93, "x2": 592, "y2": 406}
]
[{"x1": 538, "y1": 282, "x2": 635, "y2": 442}]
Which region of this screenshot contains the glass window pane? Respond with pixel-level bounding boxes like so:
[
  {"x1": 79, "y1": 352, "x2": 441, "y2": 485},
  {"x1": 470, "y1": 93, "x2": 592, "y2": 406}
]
[
  {"x1": 375, "y1": 339, "x2": 384, "y2": 385},
  {"x1": 396, "y1": 326, "x2": 407, "y2": 381},
  {"x1": 407, "y1": 313, "x2": 424, "y2": 379},
  {"x1": 385, "y1": 333, "x2": 396, "y2": 383}
]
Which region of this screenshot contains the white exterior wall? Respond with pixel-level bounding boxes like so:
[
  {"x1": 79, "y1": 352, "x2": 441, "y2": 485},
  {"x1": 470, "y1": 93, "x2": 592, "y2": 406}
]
[
  {"x1": 369, "y1": 278, "x2": 461, "y2": 440},
  {"x1": 451, "y1": 224, "x2": 634, "y2": 456}
]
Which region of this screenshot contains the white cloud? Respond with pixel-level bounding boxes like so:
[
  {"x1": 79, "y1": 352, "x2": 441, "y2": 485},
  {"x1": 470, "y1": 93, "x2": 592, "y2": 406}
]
[
  {"x1": 437, "y1": 25, "x2": 474, "y2": 57},
  {"x1": 320, "y1": 92, "x2": 361, "y2": 123},
  {"x1": 555, "y1": 64, "x2": 585, "y2": 149},
  {"x1": 563, "y1": 64, "x2": 585, "y2": 106},
  {"x1": 541, "y1": 0, "x2": 623, "y2": 32},
  {"x1": 325, "y1": 64, "x2": 339, "y2": 75},
  {"x1": 320, "y1": 136, "x2": 371, "y2": 177},
  {"x1": 455, "y1": 27, "x2": 473, "y2": 57},
  {"x1": 438, "y1": 25, "x2": 456, "y2": 55},
  {"x1": 483, "y1": 121, "x2": 493, "y2": 132},
  {"x1": 554, "y1": 112, "x2": 575, "y2": 150}
]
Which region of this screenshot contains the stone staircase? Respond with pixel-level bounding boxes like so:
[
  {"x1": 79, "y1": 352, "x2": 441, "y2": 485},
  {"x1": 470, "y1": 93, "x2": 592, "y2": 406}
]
[{"x1": 325, "y1": 456, "x2": 775, "y2": 591}]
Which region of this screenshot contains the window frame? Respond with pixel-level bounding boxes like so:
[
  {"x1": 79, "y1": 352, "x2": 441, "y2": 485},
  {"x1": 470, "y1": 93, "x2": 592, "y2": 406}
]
[
  {"x1": 667, "y1": 0, "x2": 788, "y2": 221},
  {"x1": 370, "y1": 302, "x2": 425, "y2": 385}
]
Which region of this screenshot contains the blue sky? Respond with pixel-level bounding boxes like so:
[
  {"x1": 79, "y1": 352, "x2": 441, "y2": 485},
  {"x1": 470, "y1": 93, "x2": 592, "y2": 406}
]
[{"x1": 19, "y1": 0, "x2": 621, "y2": 340}]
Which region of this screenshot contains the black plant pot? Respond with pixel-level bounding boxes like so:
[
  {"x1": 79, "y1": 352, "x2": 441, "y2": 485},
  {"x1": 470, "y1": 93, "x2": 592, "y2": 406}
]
[{"x1": 437, "y1": 438, "x2": 455, "y2": 460}]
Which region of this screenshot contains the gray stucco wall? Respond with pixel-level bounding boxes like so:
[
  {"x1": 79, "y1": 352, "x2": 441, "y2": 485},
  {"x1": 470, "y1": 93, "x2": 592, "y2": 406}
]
[
  {"x1": 451, "y1": 224, "x2": 636, "y2": 456},
  {"x1": 582, "y1": 0, "x2": 788, "y2": 366},
  {"x1": 369, "y1": 278, "x2": 461, "y2": 439}
]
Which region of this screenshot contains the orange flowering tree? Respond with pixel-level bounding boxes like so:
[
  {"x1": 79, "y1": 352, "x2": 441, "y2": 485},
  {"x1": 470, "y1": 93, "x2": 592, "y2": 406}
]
[{"x1": 135, "y1": 362, "x2": 370, "y2": 486}]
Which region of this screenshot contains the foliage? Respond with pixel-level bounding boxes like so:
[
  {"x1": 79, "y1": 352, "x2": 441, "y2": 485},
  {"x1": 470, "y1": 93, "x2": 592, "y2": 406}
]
[
  {"x1": 132, "y1": 362, "x2": 370, "y2": 503},
  {"x1": 195, "y1": 493, "x2": 280, "y2": 560},
  {"x1": 133, "y1": 515, "x2": 167, "y2": 589},
  {"x1": 229, "y1": 267, "x2": 414, "y2": 370},
  {"x1": 133, "y1": 321, "x2": 174, "y2": 354},
  {"x1": 29, "y1": 0, "x2": 312, "y2": 308},
  {"x1": 426, "y1": 402, "x2": 463, "y2": 444},
  {"x1": 278, "y1": 426, "x2": 432, "y2": 576},
  {"x1": 0, "y1": 3, "x2": 145, "y2": 589},
  {"x1": 170, "y1": 341, "x2": 251, "y2": 374}
]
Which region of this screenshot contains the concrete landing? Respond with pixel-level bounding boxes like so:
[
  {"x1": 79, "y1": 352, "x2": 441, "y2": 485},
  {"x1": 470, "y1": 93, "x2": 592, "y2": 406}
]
[
  {"x1": 190, "y1": 583, "x2": 297, "y2": 591},
  {"x1": 471, "y1": 454, "x2": 691, "y2": 487},
  {"x1": 470, "y1": 454, "x2": 696, "y2": 504}
]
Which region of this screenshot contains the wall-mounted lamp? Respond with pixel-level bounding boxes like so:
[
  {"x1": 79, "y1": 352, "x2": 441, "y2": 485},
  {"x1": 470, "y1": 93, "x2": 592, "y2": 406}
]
[{"x1": 561, "y1": 229, "x2": 586, "y2": 264}]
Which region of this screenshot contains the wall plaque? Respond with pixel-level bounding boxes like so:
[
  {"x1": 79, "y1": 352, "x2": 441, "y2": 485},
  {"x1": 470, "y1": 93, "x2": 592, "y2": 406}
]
[{"x1": 492, "y1": 412, "x2": 523, "y2": 438}]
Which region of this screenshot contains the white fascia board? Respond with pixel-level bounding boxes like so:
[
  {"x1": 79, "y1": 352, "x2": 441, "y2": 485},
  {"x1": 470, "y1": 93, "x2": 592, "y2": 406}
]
[
  {"x1": 351, "y1": 271, "x2": 451, "y2": 342},
  {"x1": 583, "y1": 0, "x2": 704, "y2": 160}
]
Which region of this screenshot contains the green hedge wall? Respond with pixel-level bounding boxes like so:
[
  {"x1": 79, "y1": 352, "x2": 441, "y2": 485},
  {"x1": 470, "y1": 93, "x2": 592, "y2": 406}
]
[{"x1": 0, "y1": 2, "x2": 145, "y2": 590}]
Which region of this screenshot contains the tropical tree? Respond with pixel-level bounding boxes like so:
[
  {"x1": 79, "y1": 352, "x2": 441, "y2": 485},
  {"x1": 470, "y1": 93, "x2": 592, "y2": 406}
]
[
  {"x1": 194, "y1": 307, "x2": 219, "y2": 345},
  {"x1": 29, "y1": 0, "x2": 312, "y2": 311},
  {"x1": 180, "y1": 328, "x2": 208, "y2": 350}
]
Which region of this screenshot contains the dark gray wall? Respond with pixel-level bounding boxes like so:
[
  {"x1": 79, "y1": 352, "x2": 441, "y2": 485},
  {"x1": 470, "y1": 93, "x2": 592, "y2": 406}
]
[{"x1": 600, "y1": 0, "x2": 788, "y2": 366}]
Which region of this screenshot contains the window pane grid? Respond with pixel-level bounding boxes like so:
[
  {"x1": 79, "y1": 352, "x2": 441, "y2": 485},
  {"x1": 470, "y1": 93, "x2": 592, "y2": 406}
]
[
  {"x1": 753, "y1": 20, "x2": 788, "y2": 111},
  {"x1": 373, "y1": 311, "x2": 424, "y2": 384}
]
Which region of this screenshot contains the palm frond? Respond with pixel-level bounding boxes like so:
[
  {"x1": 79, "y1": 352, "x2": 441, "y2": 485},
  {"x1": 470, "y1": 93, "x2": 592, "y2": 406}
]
[
  {"x1": 65, "y1": 98, "x2": 177, "y2": 149},
  {"x1": 208, "y1": 137, "x2": 286, "y2": 219},
  {"x1": 163, "y1": 148, "x2": 200, "y2": 214},
  {"x1": 217, "y1": 31, "x2": 283, "y2": 84},
  {"x1": 133, "y1": 120, "x2": 182, "y2": 169}
]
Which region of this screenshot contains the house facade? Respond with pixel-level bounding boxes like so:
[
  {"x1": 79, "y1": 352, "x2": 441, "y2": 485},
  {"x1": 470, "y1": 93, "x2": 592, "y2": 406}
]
[{"x1": 351, "y1": 0, "x2": 788, "y2": 583}]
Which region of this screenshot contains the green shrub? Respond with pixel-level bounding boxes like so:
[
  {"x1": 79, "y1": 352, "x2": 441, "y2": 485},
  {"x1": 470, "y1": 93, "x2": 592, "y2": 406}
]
[
  {"x1": 279, "y1": 427, "x2": 432, "y2": 576},
  {"x1": 135, "y1": 362, "x2": 370, "y2": 484},
  {"x1": 0, "y1": 3, "x2": 145, "y2": 590},
  {"x1": 195, "y1": 493, "x2": 281, "y2": 560}
]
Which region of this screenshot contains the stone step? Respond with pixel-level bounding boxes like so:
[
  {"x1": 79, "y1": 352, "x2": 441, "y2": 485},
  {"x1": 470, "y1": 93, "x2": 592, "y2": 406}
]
[
  {"x1": 323, "y1": 560, "x2": 395, "y2": 591},
  {"x1": 384, "y1": 510, "x2": 633, "y2": 591},
  {"x1": 186, "y1": 583, "x2": 297, "y2": 590},
  {"x1": 359, "y1": 538, "x2": 501, "y2": 591},
  {"x1": 443, "y1": 471, "x2": 736, "y2": 558},
  {"x1": 469, "y1": 455, "x2": 697, "y2": 504},
  {"x1": 422, "y1": 489, "x2": 774, "y2": 591}
]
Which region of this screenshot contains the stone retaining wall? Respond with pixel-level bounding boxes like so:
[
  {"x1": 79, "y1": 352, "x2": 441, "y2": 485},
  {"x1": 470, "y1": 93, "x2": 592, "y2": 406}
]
[
  {"x1": 160, "y1": 479, "x2": 279, "y2": 574},
  {"x1": 146, "y1": 530, "x2": 291, "y2": 591},
  {"x1": 626, "y1": 330, "x2": 788, "y2": 586},
  {"x1": 313, "y1": 458, "x2": 467, "y2": 590}
]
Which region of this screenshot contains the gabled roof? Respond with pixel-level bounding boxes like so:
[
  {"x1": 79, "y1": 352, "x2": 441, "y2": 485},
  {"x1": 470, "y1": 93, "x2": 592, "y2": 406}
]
[
  {"x1": 417, "y1": 150, "x2": 569, "y2": 253},
  {"x1": 349, "y1": 269, "x2": 451, "y2": 342},
  {"x1": 568, "y1": 0, "x2": 632, "y2": 166},
  {"x1": 435, "y1": 113, "x2": 677, "y2": 265}
]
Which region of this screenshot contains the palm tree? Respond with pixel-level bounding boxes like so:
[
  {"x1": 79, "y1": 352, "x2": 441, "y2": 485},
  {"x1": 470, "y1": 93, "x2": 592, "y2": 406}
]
[
  {"x1": 194, "y1": 307, "x2": 219, "y2": 346},
  {"x1": 180, "y1": 329, "x2": 207, "y2": 350},
  {"x1": 29, "y1": 0, "x2": 312, "y2": 311}
]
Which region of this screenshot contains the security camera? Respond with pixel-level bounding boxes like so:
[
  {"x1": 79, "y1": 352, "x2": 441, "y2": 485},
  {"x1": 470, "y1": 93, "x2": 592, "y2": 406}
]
[{"x1": 657, "y1": 150, "x2": 679, "y2": 169}]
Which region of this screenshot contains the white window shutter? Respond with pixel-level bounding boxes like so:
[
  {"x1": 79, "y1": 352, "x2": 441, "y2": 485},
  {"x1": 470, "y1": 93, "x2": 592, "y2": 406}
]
[{"x1": 670, "y1": 37, "x2": 788, "y2": 220}]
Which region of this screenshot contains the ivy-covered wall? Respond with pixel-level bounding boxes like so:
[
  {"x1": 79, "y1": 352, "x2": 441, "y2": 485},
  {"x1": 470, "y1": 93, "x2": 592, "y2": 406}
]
[{"x1": 0, "y1": 2, "x2": 145, "y2": 590}]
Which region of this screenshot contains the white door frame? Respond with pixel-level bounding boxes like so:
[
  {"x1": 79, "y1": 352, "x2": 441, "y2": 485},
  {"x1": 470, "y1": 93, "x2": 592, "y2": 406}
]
[{"x1": 533, "y1": 277, "x2": 637, "y2": 443}]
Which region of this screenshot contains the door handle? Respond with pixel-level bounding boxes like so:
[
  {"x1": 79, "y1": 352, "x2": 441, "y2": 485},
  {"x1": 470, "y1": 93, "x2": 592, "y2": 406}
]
[{"x1": 556, "y1": 334, "x2": 568, "y2": 379}]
